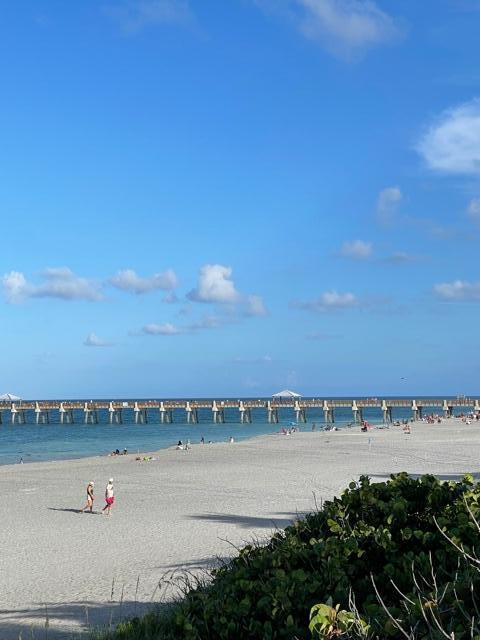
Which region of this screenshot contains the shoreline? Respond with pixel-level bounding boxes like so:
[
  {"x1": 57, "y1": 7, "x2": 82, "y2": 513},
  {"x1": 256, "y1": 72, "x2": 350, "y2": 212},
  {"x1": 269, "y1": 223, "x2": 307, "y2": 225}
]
[
  {"x1": 0, "y1": 418, "x2": 478, "y2": 639},
  {"x1": 0, "y1": 428, "x2": 283, "y2": 470},
  {"x1": 0, "y1": 421, "x2": 360, "y2": 469}
]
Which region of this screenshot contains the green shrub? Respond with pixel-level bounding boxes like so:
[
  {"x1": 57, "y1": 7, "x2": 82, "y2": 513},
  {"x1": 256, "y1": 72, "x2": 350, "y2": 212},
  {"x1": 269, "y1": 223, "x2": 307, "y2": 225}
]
[
  {"x1": 309, "y1": 598, "x2": 369, "y2": 639},
  {"x1": 101, "y1": 473, "x2": 480, "y2": 639}
]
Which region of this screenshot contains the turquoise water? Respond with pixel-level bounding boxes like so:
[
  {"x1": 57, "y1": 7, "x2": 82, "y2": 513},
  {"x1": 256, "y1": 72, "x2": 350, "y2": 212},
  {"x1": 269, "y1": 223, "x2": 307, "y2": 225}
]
[{"x1": 0, "y1": 402, "x2": 471, "y2": 465}]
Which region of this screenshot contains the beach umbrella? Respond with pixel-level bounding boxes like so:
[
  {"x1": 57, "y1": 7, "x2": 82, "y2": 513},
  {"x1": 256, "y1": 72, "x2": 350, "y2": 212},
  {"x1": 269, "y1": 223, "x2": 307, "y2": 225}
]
[{"x1": 0, "y1": 393, "x2": 21, "y2": 401}]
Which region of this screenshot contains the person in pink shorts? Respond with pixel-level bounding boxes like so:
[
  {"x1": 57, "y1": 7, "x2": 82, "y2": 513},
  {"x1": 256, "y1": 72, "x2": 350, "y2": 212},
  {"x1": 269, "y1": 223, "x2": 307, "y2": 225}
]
[{"x1": 102, "y1": 478, "x2": 115, "y2": 516}]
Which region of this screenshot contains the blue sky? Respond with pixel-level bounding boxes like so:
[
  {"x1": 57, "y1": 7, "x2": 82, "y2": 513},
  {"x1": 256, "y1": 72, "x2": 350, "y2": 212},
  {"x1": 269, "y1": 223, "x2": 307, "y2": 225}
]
[{"x1": 1, "y1": 0, "x2": 480, "y2": 398}]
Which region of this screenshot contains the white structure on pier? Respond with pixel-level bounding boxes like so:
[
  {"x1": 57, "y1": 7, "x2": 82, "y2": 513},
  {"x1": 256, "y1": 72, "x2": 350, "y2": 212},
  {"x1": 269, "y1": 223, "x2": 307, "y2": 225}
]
[{"x1": 272, "y1": 389, "x2": 301, "y2": 398}]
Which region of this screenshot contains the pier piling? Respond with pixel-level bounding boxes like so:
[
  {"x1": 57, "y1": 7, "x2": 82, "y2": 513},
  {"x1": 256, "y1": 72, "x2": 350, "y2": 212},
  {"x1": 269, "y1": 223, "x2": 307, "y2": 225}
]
[
  {"x1": 186, "y1": 402, "x2": 198, "y2": 424},
  {"x1": 0, "y1": 397, "x2": 478, "y2": 427}
]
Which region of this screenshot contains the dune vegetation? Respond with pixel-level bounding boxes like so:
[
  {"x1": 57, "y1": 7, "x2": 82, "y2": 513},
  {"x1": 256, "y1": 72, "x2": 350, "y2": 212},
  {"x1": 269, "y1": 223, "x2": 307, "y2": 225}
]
[{"x1": 98, "y1": 473, "x2": 480, "y2": 640}]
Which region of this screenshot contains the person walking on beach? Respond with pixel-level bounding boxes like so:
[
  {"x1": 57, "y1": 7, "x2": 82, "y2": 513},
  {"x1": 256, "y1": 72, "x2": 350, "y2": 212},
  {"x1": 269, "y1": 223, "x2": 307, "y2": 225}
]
[
  {"x1": 102, "y1": 478, "x2": 115, "y2": 516},
  {"x1": 81, "y1": 481, "x2": 95, "y2": 513}
]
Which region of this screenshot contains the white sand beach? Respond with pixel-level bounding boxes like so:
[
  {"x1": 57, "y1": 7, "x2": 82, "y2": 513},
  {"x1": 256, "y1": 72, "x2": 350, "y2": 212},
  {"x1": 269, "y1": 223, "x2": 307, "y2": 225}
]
[{"x1": 0, "y1": 419, "x2": 479, "y2": 639}]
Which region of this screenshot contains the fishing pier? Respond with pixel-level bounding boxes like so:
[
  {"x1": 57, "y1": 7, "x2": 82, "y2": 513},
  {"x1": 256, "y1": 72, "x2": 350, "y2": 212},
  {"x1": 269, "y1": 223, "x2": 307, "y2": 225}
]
[{"x1": 0, "y1": 397, "x2": 478, "y2": 425}]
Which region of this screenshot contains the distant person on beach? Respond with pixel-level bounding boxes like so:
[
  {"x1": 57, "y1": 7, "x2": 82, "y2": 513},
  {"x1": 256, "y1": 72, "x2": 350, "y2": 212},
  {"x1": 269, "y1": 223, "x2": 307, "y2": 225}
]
[
  {"x1": 200, "y1": 436, "x2": 205, "y2": 444},
  {"x1": 81, "y1": 481, "x2": 94, "y2": 513},
  {"x1": 102, "y1": 479, "x2": 114, "y2": 516}
]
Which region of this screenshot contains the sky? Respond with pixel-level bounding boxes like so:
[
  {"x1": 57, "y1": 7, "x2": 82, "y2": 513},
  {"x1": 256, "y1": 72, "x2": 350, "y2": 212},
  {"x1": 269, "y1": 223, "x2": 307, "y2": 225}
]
[{"x1": 1, "y1": 0, "x2": 480, "y2": 399}]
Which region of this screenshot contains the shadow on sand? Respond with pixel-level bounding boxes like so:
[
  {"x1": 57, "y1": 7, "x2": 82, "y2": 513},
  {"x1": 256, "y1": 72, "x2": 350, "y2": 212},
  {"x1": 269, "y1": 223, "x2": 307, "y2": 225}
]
[
  {"x1": 155, "y1": 554, "x2": 230, "y2": 573},
  {"x1": 0, "y1": 600, "x2": 168, "y2": 640},
  {"x1": 369, "y1": 471, "x2": 480, "y2": 482},
  {"x1": 187, "y1": 511, "x2": 299, "y2": 529},
  {"x1": 48, "y1": 507, "x2": 103, "y2": 515}
]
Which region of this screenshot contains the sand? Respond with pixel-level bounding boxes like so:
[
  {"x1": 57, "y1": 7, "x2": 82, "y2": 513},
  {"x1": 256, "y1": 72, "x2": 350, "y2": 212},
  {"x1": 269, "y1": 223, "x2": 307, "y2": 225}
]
[{"x1": 0, "y1": 418, "x2": 479, "y2": 639}]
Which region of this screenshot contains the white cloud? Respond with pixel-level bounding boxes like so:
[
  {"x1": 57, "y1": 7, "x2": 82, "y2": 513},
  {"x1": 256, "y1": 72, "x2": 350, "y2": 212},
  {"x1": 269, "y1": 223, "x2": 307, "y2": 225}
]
[
  {"x1": 245, "y1": 295, "x2": 268, "y2": 316},
  {"x1": 2, "y1": 268, "x2": 103, "y2": 303},
  {"x1": 467, "y1": 198, "x2": 480, "y2": 224},
  {"x1": 291, "y1": 0, "x2": 401, "y2": 60},
  {"x1": 187, "y1": 264, "x2": 240, "y2": 303},
  {"x1": 141, "y1": 322, "x2": 182, "y2": 335},
  {"x1": 137, "y1": 314, "x2": 228, "y2": 336},
  {"x1": 110, "y1": 268, "x2": 178, "y2": 294},
  {"x1": 162, "y1": 291, "x2": 179, "y2": 303},
  {"x1": 2, "y1": 271, "x2": 28, "y2": 303},
  {"x1": 187, "y1": 315, "x2": 225, "y2": 331},
  {"x1": 105, "y1": 0, "x2": 193, "y2": 34},
  {"x1": 376, "y1": 186, "x2": 402, "y2": 224},
  {"x1": 417, "y1": 99, "x2": 480, "y2": 175},
  {"x1": 187, "y1": 264, "x2": 267, "y2": 322},
  {"x1": 84, "y1": 333, "x2": 113, "y2": 347},
  {"x1": 320, "y1": 290, "x2": 358, "y2": 307},
  {"x1": 382, "y1": 251, "x2": 419, "y2": 264},
  {"x1": 339, "y1": 239, "x2": 372, "y2": 259},
  {"x1": 434, "y1": 280, "x2": 480, "y2": 302},
  {"x1": 294, "y1": 290, "x2": 358, "y2": 312}
]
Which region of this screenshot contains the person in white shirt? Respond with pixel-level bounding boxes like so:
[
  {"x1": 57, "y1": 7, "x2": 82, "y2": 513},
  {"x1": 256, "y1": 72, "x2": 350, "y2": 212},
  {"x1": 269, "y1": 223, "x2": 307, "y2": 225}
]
[{"x1": 102, "y1": 478, "x2": 115, "y2": 516}]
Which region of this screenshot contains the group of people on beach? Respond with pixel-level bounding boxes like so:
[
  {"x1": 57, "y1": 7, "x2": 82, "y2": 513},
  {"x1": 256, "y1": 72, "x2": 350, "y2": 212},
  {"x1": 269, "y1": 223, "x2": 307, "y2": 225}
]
[
  {"x1": 109, "y1": 448, "x2": 127, "y2": 456},
  {"x1": 421, "y1": 412, "x2": 479, "y2": 424},
  {"x1": 81, "y1": 478, "x2": 115, "y2": 515},
  {"x1": 176, "y1": 435, "x2": 234, "y2": 449},
  {"x1": 280, "y1": 426, "x2": 299, "y2": 435},
  {"x1": 458, "y1": 412, "x2": 479, "y2": 423}
]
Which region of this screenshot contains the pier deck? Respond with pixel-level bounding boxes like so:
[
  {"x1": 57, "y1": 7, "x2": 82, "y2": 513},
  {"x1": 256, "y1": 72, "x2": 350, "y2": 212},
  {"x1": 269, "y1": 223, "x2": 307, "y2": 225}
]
[{"x1": 0, "y1": 397, "x2": 478, "y2": 425}]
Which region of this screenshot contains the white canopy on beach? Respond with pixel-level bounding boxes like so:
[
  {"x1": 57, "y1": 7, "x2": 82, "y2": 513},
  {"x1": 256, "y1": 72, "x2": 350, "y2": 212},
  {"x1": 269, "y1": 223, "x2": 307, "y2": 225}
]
[
  {"x1": 0, "y1": 393, "x2": 21, "y2": 401},
  {"x1": 272, "y1": 389, "x2": 302, "y2": 398}
]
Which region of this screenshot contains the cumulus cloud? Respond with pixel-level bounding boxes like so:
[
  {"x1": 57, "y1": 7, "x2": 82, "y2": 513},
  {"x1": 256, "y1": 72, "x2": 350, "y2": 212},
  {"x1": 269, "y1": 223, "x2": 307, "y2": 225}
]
[
  {"x1": 2, "y1": 271, "x2": 28, "y2": 303},
  {"x1": 104, "y1": 0, "x2": 193, "y2": 34},
  {"x1": 467, "y1": 198, "x2": 480, "y2": 224},
  {"x1": 294, "y1": 290, "x2": 358, "y2": 312},
  {"x1": 141, "y1": 322, "x2": 182, "y2": 335},
  {"x1": 339, "y1": 239, "x2": 372, "y2": 259},
  {"x1": 187, "y1": 264, "x2": 240, "y2": 303},
  {"x1": 382, "y1": 251, "x2": 419, "y2": 265},
  {"x1": 2, "y1": 268, "x2": 103, "y2": 303},
  {"x1": 84, "y1": 333, "x2": 113, "y2": 347},
  {"x1": 268, "y1": 0, "x2": 402, "y2": 60},
  {"x1": 110, "y1": 268, "x2": 178, "y2": 294},
  {"x1": 376, "y1": 186, "x2": 402, "y2": 224},
  {"x1": 137, "y1": 314, "x2": 229, "y2": 336},
  {"x1": 187, "y1": 315, "x2": 225, "y2": 331},
  {"x1": 245, "y1": 295, "x2": 268, "y2": 316},
  {"x1": 434, "y1": 280, "x2": 480, "y2": 302},
  {"x1": 298, "y1": 0, "x2": 400, "y2": 57},
  {"x1": 417, "y1": 99, "x2": 480, "y2": 175},
  {"x1": 187, "y1": 264, "x2": 267, "y2": 321}
]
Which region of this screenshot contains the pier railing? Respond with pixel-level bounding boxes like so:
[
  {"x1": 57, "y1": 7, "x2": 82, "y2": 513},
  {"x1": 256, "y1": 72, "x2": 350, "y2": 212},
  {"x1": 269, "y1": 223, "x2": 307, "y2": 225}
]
[{"x1": 0, "y1": 397, "x2": 478, "y2": 425}]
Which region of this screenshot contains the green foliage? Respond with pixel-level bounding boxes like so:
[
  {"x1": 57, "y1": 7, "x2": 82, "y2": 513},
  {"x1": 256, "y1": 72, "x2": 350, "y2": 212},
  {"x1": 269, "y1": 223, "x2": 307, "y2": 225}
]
[
  {"x1": 309, "y1": 597, "x2": 369, "y2": 639},
  {"x1": 101, "y1": 473, "x2": 480, "y2": 639}
]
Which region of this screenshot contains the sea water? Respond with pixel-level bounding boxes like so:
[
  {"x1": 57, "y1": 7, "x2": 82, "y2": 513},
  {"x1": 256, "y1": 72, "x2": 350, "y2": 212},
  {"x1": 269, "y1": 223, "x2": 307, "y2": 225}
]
[{"x1": 0, "y1": 400, "x2": 462, "y2": 465}]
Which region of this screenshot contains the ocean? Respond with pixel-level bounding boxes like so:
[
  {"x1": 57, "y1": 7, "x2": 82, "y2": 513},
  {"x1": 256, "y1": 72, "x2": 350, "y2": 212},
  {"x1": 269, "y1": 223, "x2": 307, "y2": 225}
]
[{"x1": 0, "y1": 400, "x2": 472, "y2": 465}]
